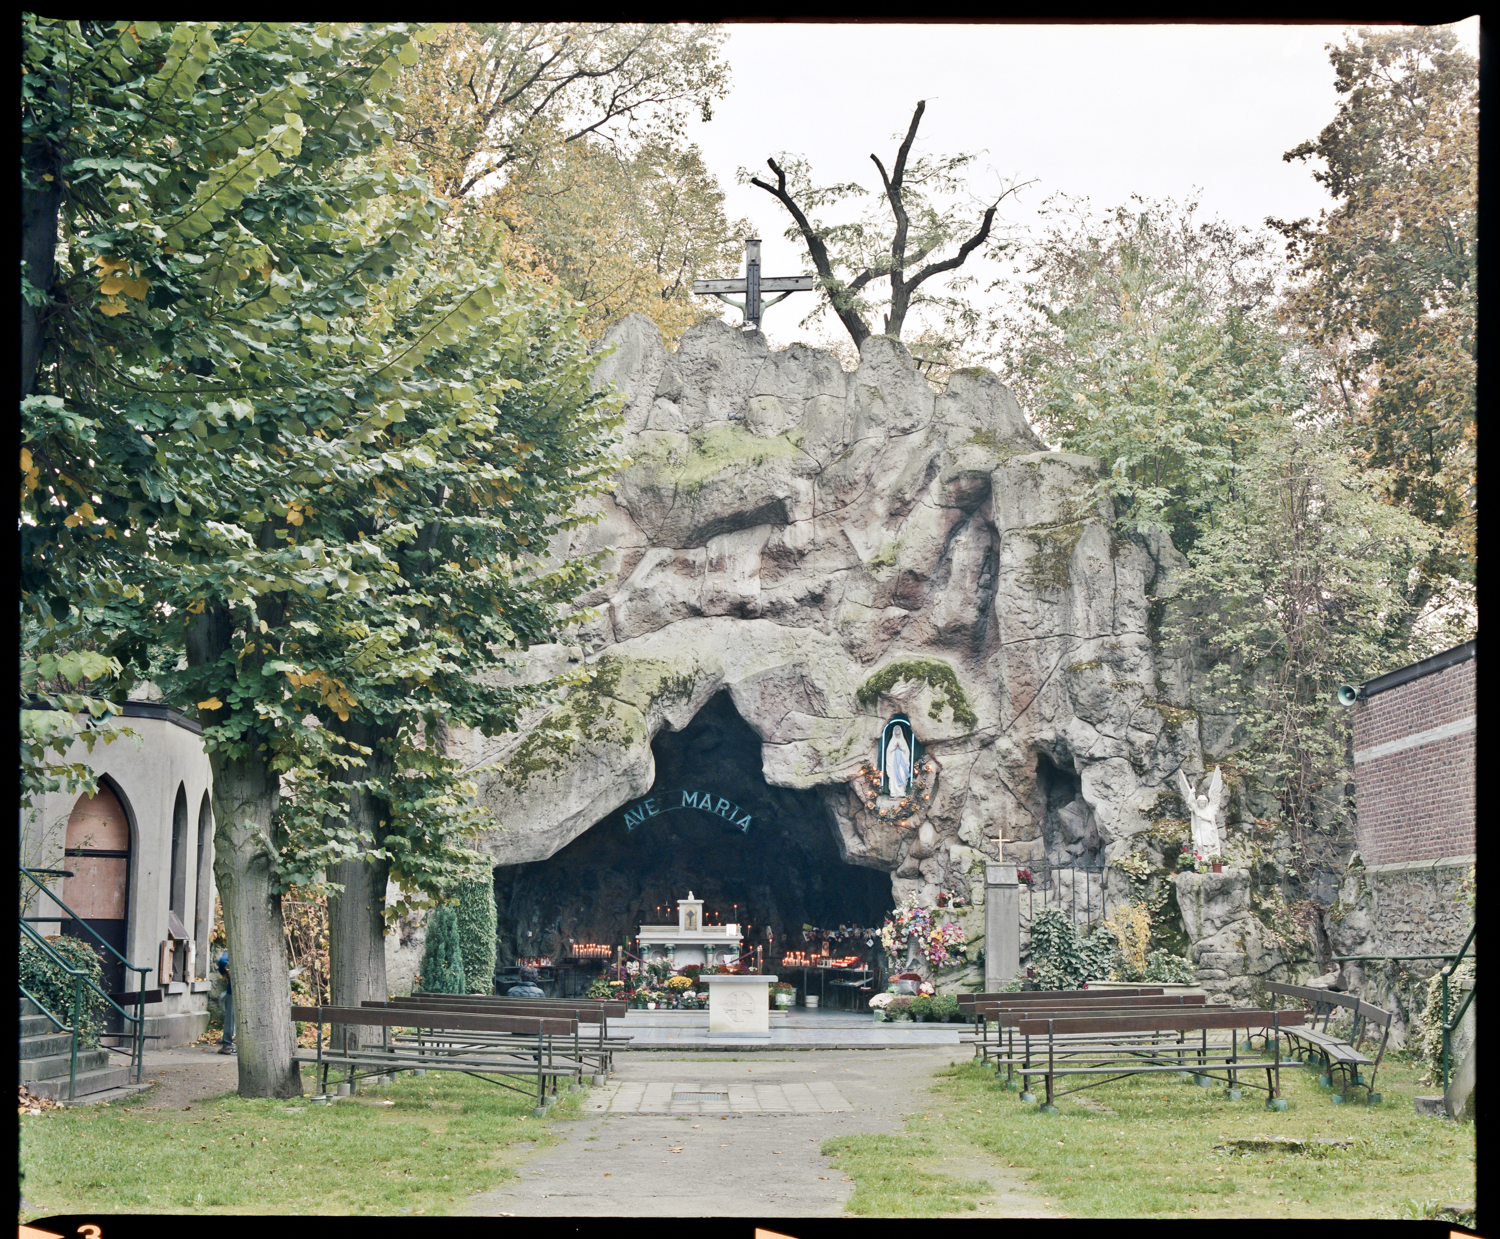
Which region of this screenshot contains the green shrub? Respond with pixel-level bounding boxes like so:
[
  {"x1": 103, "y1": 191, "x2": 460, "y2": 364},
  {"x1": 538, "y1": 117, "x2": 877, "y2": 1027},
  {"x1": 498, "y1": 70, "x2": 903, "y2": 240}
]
[
  {"x1": 19, "y1": 935, "x2": 108, "y2": 1045},
  {"x1": 932, "y1": 993, "x2": 960, "y2": 1022},
  {"x1": 1142, "y1": 948, "x2": 1197, "y2": 984},
  {"x1": 887, "y1": 996, "x2": 913, "y2": 1020},
  {"x1": 453, "y1": 878, "x2": 497, "y2": 994},
  {"x1": 416, "y1": 906, "x2": 466, "y2": 994},
  {"x1": 908, "y1": 996, "x2": 934, "y2": 1021},
  {"x1": 1025, "y1": 910, "x2": 1117, "y2": 990}
]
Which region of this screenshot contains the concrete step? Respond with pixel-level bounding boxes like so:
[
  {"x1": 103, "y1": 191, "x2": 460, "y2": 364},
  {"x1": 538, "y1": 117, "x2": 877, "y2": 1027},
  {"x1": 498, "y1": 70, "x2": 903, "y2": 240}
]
[
  {"x1": 59, "y1": 1081, "x2": 154, "y2": 1108},
  {"x1": 27, "y1": 1062, "x2": 136, "y2": 1102},
  {"x1": 19, "y1": 1032, "x2": 76, "y2": 1060},
  {"x1": 20, "y1": 1013, "x2": 64, "y2": 1038},
  {"x1": 20, "y1": 1046, "x2": 112, "y2": 1083}
]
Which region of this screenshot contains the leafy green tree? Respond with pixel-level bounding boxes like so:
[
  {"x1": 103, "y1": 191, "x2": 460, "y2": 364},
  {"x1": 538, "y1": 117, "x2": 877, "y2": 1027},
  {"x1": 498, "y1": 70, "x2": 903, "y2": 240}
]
[
  {"x1": 394, "y1": 23, "x2": 741, "y2": 344},
  {"x1": 395, "y1": 22, "x2": 729, "y2": 201},
  {"x1": 497, "y1": 137, "x2": 751, "y2": 342},
  {"x1": 416, "y1": 905, "x2": 466, "y2": 995},
  {"x1": 453, "y1": 877, "x2": 498, "y2": 995},
  {"x1": 996, "y1": 194, "x2": 1448, "y2": 851},
  {"x1": 1270, "y1": 25, "x2": 1477, "y2": 583},
  {"x1": 996, "y1": 194, "x2": 1293, "y2": 553},
  {"x1": 21, "y1": 20, "x2": 619, "y2": 1096},
  {"x1": 744, "y1": 100, "x2": 1033, "y2": 351},
  {"x1": 19, "y1": 632, "x2": 131, "y2": 809},
  {"x1": 1167, "y1": 419, "x2": 1434, "y2": 845}
]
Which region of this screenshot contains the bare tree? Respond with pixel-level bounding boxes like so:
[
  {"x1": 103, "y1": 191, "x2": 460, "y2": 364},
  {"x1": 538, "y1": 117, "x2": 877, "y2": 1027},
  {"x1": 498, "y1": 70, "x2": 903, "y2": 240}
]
[{"x1": 747, "y1": 101, "x2": 1033, "y2": 350}]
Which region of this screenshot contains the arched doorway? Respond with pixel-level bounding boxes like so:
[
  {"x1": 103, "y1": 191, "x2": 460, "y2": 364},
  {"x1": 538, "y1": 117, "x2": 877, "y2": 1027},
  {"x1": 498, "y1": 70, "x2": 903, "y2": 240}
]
[
  {"x1": 492, "y1": 690, "x2": 892, "y2": 988},
  {"x1": 61, "y1": 782, "x2": 133, "y2": 995}
]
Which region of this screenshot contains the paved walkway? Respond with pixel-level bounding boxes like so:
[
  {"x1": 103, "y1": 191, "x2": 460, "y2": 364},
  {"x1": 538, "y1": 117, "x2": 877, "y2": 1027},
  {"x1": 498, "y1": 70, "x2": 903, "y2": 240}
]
[
  {"x1": 463, "y1": 1045, "x2": 1066, "y2": 1218},
  {"x1": 599, "y1": 1076, "x2": 852, "y2": 1114}
]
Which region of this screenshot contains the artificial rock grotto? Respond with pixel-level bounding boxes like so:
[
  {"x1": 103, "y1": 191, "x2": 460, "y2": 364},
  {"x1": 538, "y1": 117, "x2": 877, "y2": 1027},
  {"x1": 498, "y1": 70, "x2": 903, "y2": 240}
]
[{"x1": 389, "y1": 314, "x2": 1323, "y2": 1003}]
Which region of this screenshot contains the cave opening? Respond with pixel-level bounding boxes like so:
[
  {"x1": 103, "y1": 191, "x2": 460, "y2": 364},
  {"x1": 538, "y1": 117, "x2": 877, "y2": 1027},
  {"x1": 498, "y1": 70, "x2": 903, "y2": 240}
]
[
  {"x1": 1035, "y1": 749, "x2": 1102, "y2": 866},
  {"x1": 491, "y1": 690, "x2": 893, "y2": 981}
]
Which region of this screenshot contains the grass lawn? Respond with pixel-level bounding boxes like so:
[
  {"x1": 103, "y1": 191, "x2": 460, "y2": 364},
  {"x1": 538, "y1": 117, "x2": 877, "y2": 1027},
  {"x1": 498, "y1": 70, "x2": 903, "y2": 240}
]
[
  {"x1": 20, "y1": 1065, "x2": 581, "y2": 1218},
  {"x1": 821, "y1": 1049, "x2": 1477, "y2": 1219}
]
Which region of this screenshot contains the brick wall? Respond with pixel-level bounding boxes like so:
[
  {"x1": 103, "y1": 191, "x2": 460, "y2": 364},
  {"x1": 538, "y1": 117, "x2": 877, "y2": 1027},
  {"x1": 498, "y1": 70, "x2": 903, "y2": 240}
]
[{"x1": 1352, "y1": 655, "x2": 1476, "y2": 866}]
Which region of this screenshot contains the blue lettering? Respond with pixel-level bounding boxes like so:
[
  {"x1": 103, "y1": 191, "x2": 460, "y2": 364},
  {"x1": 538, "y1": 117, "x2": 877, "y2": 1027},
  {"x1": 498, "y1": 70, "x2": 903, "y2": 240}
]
[
  {"x1": 682, "y1": 791, "x2": 705, "y2": 809},
  {"x1": 715, "y1": 798, "x2": 732, "y2": 818},
  {"x1": 735, "y1": 814, "x2": 752, "y2": 832},
  {"x1": 624, "y1": 807, "x2": 643, "y2": 831},
  {"x1": 645, "y1": 797, "x2": 660, "y2": 816}
]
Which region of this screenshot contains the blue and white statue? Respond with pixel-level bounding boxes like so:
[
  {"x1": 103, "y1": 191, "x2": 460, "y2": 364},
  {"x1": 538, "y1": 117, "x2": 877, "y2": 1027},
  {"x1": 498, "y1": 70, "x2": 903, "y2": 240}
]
[{"x1": 885, "y1": 727, "x2": 913, "y2": 797}]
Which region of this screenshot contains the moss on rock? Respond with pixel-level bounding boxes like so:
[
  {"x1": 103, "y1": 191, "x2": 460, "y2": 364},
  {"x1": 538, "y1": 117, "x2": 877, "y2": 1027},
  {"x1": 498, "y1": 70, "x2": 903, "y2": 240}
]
[{"x1": 857, "y1": 658, "x2": 979, "y2": 730}]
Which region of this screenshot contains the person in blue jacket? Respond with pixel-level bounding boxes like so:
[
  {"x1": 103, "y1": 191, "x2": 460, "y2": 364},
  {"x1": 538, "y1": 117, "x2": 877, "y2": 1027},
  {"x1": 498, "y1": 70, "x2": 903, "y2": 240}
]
[{"x1": 217, "y1": 952, "x2": 235, "y2": 1054}]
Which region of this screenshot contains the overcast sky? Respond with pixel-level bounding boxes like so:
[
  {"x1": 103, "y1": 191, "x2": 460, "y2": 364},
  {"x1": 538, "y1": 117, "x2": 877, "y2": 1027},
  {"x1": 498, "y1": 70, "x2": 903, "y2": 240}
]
[{"x1": 682, "y1": 18, "x2": 1479, "y2": 349}]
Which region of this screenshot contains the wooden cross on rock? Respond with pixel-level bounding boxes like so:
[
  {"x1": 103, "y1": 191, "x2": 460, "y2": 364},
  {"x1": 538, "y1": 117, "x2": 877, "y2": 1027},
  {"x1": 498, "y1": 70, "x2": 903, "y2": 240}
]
[{"x1": 693, "y1": 239, "x2": 814, "y2": 332}]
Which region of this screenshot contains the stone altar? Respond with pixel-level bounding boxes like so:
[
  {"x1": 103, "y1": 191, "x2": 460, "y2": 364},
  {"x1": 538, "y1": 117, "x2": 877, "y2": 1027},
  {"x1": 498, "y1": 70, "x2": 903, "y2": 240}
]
[
  {"x1": 699, "y1": 973, "x2": 777, "y2": 1037},
  {"x1": 636, "y1": 892, "x2": 744, "y2": 968}
]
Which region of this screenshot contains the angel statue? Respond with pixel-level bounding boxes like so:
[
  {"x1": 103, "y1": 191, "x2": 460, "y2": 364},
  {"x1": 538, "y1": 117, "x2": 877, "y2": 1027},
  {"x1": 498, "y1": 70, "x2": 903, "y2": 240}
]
[{"x1": 1175, "y1": 767, "x2": 1224, "y2": 857}]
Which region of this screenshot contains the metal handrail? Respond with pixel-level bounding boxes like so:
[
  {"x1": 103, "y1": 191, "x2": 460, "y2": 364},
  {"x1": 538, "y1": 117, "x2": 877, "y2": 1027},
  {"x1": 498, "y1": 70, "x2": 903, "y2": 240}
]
[
  {"x1": 18, "y1": 906, "x2": 151, "y2": 1085},
  {"x1": 20, "y1": 865, "x2": 150, "y2": 976},
  {"x1": 1439, "y1": 924, "x2": 1476, "y2": 1091}
]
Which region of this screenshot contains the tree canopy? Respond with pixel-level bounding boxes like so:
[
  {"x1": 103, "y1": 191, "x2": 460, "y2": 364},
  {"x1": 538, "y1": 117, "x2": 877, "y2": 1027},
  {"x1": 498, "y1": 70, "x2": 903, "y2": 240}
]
[
  {"x1": 394, "y1": 22, "x2": 745, "y2": 344},
  {"x1": 996, "y1": 193, "x2": 1442, "y2": 848},
  {"x1": 996, "y1": 194, "x2": 1291, "y2": 553},
  {"x1": 20, "y1": 19, "x2": 621, "y2": 1096},
  {"x1": 1270, "y1": 25, "x2": 1477, "y2": 582}
]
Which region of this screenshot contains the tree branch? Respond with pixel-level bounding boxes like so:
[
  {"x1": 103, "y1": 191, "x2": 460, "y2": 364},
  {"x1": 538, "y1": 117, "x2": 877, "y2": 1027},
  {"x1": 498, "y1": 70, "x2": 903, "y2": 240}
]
[{"x1": 749, "y1": 158, "x2": 870, "y2": 347}]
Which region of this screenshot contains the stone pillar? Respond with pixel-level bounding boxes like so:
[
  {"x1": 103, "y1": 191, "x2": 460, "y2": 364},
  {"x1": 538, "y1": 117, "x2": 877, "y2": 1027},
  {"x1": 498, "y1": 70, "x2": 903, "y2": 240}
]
[{"x1": 984, "y1": 864, "x2": 1019, "y2": 990}]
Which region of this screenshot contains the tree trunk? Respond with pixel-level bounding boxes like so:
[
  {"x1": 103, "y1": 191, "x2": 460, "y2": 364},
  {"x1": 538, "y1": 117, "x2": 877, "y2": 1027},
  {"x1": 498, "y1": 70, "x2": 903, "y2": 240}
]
[
  {"x1": 326, "y1": 719, "x2": 396, "y2": 1053},
  {"x1": 188, "y1": 602, "x2": 300, "y2": 1099},
  {"x1": 21, "y1": 141, "x2": 61, "y2": 400},
  {"x1": 209, "y1": 743, "x2": 303, "y2": 1099}
]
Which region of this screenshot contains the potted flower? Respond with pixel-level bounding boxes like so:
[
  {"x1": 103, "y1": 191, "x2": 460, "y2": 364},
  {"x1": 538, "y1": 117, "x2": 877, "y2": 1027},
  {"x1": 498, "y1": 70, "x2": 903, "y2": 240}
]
[
  {"x1": 886, "y1": 996, "x2": 913, "y2": 1021},
  {"x1": 771, "y1": 982, "x2": 796, "y2": 1010},
  {"x1": 1016, "y1": 868, "x2": 1033, "y2": 886},
  {"x1": 868, "y1": 992, "x2": 894, "y2": 1021}
]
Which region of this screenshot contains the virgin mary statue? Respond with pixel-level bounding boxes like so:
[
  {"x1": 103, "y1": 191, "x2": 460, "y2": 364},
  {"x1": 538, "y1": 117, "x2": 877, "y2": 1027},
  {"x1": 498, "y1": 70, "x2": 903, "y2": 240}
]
[{"x1": 886, "y1": 727, "x2": 912, "y2": 796}]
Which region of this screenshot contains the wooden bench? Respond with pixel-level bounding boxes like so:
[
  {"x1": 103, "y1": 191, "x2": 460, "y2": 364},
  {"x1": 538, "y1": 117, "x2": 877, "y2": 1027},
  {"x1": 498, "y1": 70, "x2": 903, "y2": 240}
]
[
  {"x1": 1009, "y1": 1008, "x2": 1307, "y2": 1110},
  {"x1": 960, "y1": 987, "x2": 1168, "y2": 1034},
  {"x1": 1264, "y1": 983, "x2": 1392, "y2": 1102},
  {"x1": 292, "y1": 1004, "x2": 579, "y2": 1114},
  {"x1": 381, "y1": 994, "x2": 630, "y2": 1080},
  {"x1": 973, "y1": 996, "x2": 1211, "y2": 1077},
  {"x1": 959, "y1": 989, "x2": 1178, "y2": 1055}
]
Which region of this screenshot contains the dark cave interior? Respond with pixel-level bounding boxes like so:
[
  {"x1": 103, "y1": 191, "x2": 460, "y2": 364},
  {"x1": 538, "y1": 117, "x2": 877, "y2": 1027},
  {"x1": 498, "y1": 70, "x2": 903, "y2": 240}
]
[{"x1": 491, "y1": 691, "x2": 893, "y2": 974}]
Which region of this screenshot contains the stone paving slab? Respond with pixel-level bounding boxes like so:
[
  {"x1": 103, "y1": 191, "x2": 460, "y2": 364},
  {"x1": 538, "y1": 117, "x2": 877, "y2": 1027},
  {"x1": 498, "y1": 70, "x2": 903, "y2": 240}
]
[{"x1": 592, "y1": 1077, "x2": 851, "y2": 1113}]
